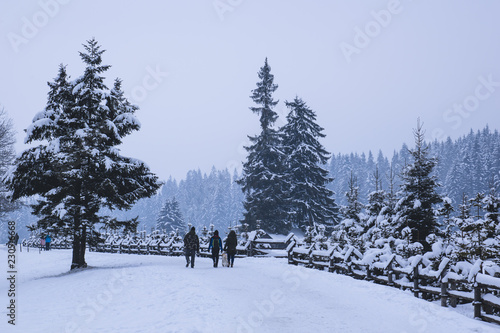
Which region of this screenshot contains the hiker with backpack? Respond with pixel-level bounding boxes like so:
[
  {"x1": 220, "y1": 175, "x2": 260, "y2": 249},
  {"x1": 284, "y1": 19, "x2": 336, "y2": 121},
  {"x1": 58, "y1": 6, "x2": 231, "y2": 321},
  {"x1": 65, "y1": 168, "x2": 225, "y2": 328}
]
[
  {"x1": 183, "y1": 227, "x2": 199, "y2": 268},
  {"x1": 208, "y1": 230, "x2": 223, "y2": 268},
  {"x1": 224, "y1": 230, "x2": 237, "y2": 268}
]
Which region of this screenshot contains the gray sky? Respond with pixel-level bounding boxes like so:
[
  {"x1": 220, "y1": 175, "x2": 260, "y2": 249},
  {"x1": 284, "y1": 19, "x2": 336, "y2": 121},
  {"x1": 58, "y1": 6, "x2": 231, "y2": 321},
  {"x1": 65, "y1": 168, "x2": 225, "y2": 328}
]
[{"x1": 1, "y1": 0, "x2": 499, "y2": 181}]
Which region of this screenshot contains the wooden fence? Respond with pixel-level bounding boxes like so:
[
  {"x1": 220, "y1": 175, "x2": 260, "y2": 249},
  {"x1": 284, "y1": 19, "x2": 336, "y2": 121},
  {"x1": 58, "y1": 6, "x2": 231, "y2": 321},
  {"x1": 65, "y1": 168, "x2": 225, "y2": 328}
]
[
  {"x1": 21, "y1": 232, "x2": 296, "y2": 258},
  {"x1": 287, "y1": 240, "x2": 500, "y2": 325}
]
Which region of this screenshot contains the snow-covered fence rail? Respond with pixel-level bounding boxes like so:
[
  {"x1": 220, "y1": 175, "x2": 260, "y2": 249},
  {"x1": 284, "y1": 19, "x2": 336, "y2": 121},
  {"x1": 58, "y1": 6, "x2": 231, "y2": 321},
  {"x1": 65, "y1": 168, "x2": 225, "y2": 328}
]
[
  {"x1": 244, "y1": 232, "x2": 295, "y2": 257},
  {"x1": 289, "y1": 243, "x2": 365, "y2": 275},
  {"x1": 21, "y1": 236, "x2": 72, "y2": 250},
  {"x1": 287, "y1": 244, "x2": 500, "y2": 324}
]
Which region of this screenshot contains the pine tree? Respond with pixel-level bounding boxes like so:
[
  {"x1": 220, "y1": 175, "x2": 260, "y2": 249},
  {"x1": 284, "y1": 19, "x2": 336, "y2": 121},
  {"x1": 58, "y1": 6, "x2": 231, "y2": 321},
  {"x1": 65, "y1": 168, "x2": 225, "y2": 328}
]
[
  {"x1": 362, "y1": 165, "x2": 389, "y2": 247},
  {"x1": 237, "y1": 58, "x2": 288, "y2": 233},
  {"x1": 342, "y1": 171, "x2": 363, "y2": 222},
  {"x1": 281, "y1": 97, "x2": 337, "y2": 230},
  {"x1": 333, "y1": 171, "x2": 364, "y2": 249},
  {"x1": 436, "y1": 196, "x2": 455, "y2": 251},
  {"x1": 156, "y1": 197, "x2": 185, "y2": 233},
  {"x1": 394, "y1": 120, "x2": 441, "y2": 250},
  {"x1": 480, "y1": 187, "x2": 499, "y2": 258},
  {"x1": 0, "y1": 107, "x2": 19, "y2": 242},
  {"x1": 459, "y1": 191, "x2": 496, "y2": 260},
  {"x1": 0, "y1": 108, "x2": 18, "y2": 218},
  {"x1": 4, "y1": 39, "x2": 161, "y2": 269},
  {"x1": 203, "y1": 167, "x2": 232, "y2": 229}
]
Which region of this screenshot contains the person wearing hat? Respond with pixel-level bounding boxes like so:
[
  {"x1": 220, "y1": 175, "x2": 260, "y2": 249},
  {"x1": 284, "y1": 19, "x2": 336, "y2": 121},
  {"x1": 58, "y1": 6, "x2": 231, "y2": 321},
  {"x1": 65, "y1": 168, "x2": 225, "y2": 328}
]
[
  {"x1": 208, "y1": 230, "x2": 223, "y2": 268},
  {"x1": 183, "y1": 227, "x2": 199, "y2": 268}
]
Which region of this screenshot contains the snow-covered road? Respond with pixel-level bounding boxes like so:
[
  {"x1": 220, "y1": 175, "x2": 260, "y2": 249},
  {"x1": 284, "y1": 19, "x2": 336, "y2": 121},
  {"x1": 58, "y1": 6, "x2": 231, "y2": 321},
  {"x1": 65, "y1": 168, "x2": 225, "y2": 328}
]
[{"x1": 0, "y1": 246, "x2": 497, "y2": 333}]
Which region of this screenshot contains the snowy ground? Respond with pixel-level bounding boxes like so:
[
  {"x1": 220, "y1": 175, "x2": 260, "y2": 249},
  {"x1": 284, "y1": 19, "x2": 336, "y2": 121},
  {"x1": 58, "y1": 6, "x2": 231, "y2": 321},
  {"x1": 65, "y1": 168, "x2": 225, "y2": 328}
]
[{"x1": 1, "y1": 245, "x2": 498, "y2": 333}]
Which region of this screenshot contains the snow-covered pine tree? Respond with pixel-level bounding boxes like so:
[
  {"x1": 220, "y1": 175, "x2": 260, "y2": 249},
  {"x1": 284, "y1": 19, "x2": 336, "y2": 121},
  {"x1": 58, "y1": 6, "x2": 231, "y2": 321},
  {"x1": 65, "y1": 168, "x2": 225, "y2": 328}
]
[
  {"x1": 454, "y1": 193, "x2": 473, "y2": 261},
  {"x1": 436, "y1": 196, "x2": 455, "y2": 254},
  {"x1": 457, "y1": 191, "x2": 498, "y2": 260},
  {"x1": 156, "y1": 197, "x2": 185, "y2": 233},
  {"x1": 230, "y1": 169, "x2": 244, "y2": 227},
  {"x1": 342, "y1": 171, "x2": 363, "y2": 223},
  {"x1": 0, "y1": 107, "x2": 19, "y2": 242},
  {"x1": 156, "y1": 199, "x2": 172, "y2": 233},
  {"x1": 0, "y1": 108, "x2": 18, "y2": 217},
  {"x1": 203, "y1": 167, "x2": 232, "y2": 229},
  {"x1": 237, "y1": 58, "x2": 288, "y2": 233},
  {"x1": 394, "y1": 119, "x2": 441, "y2": 250},
  {"x1": 281, "y1": 97, "x2": 337, "y2": 231},
  {"x1": 480, "y1": 187, "x2": 499, "y2": 258},
  {"x1": 362, "y1": 165, "x2": 389, "y2": 247},
  {"x1": 333, "y1": 171, "x2": 364, "y2": 249},
  {"x1": 4, "y1": 39, "x2": 161, "y2": 269}
]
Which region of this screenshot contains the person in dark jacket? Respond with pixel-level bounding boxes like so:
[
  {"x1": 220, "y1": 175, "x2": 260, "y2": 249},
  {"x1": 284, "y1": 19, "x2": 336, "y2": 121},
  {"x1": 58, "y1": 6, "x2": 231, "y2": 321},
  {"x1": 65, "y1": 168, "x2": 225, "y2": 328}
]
[
  {"x1": 183, "y1": 227, "x2": 199, "y2": 268},
  {"x1": 224, "y1": 230, "x2": 237, "y2": 267},
  {"x1": 208, "y1": 230, "x2": 223, "y2": 268}
]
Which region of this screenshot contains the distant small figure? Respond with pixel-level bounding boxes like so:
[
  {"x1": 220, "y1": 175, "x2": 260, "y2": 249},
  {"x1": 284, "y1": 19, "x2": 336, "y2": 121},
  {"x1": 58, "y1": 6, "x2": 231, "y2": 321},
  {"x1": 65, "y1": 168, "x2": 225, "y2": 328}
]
[
  {"x1": 14, "y1": 233, "x2": 19, "y2": 245},
  {"x1": 183, "y1": 227, "x2": 199, "y2": 268},
  {"x1": 40, "y1": 236, "x2": 46, "y2": 250},
  {"x1": 208, "y1": 230, "x2": 223, "y2": 268},
  {"x1": 45, "y1": 234, "x2": 52, "y2": 251},
  {"x1": 224, "y1": 230, "x2": 237, "y2": 268}
]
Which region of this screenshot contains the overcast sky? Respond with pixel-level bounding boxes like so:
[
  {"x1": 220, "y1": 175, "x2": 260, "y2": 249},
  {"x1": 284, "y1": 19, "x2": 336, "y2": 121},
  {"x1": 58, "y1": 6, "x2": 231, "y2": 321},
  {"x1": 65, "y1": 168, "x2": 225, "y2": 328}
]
[{"x1": 1, "y1": 0, "x2": 499, "y2": 181}]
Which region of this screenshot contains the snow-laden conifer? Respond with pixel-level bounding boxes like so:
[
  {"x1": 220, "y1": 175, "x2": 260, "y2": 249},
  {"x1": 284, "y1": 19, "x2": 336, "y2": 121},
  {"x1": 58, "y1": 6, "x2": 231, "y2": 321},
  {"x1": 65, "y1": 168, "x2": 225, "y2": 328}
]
[
  {"x1": 281, "y1": 97, "x2": 337, "y2": 231},
  {"x1": 238, "y1": 58, "x2": 288, "y2": 233},
  {"x1": 4, "y1": 39, "x2": 161, "y2": 269}
]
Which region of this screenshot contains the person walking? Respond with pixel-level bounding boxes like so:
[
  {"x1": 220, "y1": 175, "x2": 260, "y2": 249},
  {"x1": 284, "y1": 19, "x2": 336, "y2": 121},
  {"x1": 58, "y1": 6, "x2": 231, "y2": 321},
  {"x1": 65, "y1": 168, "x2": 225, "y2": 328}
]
[
  {"x1": 183, "y1": 227, "x2": 199, "y2": 268},
  {"x1": 45, "y1": 234, "x2": 52, "y2": 251},
  {"x1": 224, "y1": 230, "x2": 237, "y2": 268},
  {"x1": 40, "y1": 236, "x2": 46, "y2": 251},
  {"x1": 208, "y1": 230, "x2": 223, "y2": 268}
]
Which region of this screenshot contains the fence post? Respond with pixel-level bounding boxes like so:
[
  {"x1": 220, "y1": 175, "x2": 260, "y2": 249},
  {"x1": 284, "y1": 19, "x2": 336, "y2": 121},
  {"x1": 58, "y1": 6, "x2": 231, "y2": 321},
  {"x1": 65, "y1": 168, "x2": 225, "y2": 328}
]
[
  {"x1": 413, "y1": 265, "x2": 419, "y2": 298},
  {"x1": 287, "y1": 241, "x2": 296, "y2": 265},
  {"x1": 329, "y1": 256, "x2": 335, "y2": 272},
  {"x1": 473, "y1": 282, "x2": 482, "y2": 319},
  {"x1": 440, "y1": 264, "x2": 449, "y2": 307},
  {"x1": 387, "y1": 261, "x2": 393, "y2": 286},
  {"x1": 449, "y1": 281, "x2": 457, "y2": 308},
  {"x1": 440, "y1": 281, "x2": 448, "y2": 307}
]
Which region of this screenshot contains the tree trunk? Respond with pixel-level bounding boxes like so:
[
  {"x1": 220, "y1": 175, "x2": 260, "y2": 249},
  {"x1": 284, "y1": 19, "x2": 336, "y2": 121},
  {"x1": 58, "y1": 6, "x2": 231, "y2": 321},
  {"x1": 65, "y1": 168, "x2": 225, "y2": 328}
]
[{"x1": 71, "y1": 224, "x2": 87, "y2": 270}]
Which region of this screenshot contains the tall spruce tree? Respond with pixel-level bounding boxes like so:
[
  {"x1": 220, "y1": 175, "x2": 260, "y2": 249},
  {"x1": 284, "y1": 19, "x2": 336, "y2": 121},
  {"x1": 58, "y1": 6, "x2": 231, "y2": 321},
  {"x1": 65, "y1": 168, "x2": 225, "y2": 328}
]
[
  {"x1": 237, "y1": 58, "x2": 288, "y2": 233},
  {"x1": 4, "y1": 39, "x2": 161, "y2": 269},
  {"x1": 394, "y1": 120, "x2": 441, "y2": 250},
  {"x1": 281, "y1": 97, "x2": 337, "y2": 230}
]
